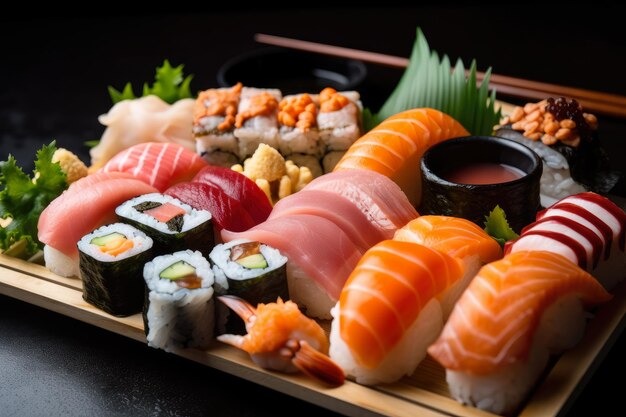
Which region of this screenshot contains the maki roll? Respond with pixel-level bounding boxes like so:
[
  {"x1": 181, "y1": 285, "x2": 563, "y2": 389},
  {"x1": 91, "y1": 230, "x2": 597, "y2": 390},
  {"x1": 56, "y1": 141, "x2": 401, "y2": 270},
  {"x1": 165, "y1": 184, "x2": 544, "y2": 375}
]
[
  {"x1": 277, "y1": 94, "x2": 324, "y2": 158},
  {"x1": 317, "y1": 88, "x2": 362, "y2": 153},
  {"x1": 234, "y1": 87, "x2": 281, "y2": 159},
  {"x1": 116, "y1": 193, "x2": 213, "y2": 257},
  {"x1": 143, "y1": 250, "x2": 215, "y2": 352},
  {"x1": 194, "y1": 83, "x2": 242, "y2": 167},
  {"x1": 210, "y1": 239, "x2": 288, "y2": 334},
  {"x1": 78, "y1": 223, "x2": 153, "y2": 317}
]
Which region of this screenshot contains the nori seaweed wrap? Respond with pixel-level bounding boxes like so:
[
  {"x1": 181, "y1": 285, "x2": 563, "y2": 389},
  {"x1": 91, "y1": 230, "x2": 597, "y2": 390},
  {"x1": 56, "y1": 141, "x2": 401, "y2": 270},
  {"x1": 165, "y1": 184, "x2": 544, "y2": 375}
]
[
  {"x1": 210, "y1": 239, "x2": 288, "y2": 334},
  {"x1": 78, "y1": 223, "x2": 154, "y2": 317},
  {"x1": 115, "y1": 193, "x2": 214, "y2": 257}
]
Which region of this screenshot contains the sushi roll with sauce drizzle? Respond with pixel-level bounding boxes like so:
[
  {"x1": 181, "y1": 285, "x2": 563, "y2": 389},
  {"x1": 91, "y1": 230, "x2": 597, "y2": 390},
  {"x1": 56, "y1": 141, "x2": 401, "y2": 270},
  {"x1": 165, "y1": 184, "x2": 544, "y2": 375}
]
[
  {"x1": 210, "y1": 239, "x2": 288, "y2": 334},
  {"x1": 194, "y1": 83, "x2": 243, "y2": 167},
  {"x1": 234, "y1": 87, "x2": 282, "y2": 159},
  {"x1": 143, "y1": 250, "x2": 215, "y2": 352},
  {"x1": 78, "y1": 223, "x2": 153, "y2": 316},
  {"x1": 116, "y1": 193, "x2": 213, "y2": 257}
]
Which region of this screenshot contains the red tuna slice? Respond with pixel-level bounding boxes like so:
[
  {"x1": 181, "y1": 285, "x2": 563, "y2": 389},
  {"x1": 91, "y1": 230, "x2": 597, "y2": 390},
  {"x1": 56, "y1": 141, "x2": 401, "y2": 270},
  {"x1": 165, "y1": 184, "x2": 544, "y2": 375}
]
[
  {"x1": 166, "y1": 182, "x2": 257, "y2": 232},
  {"x1": 192, "y1": 165, "x2": 272, "y2": 224},
  {"x1": 102, "y1": 142, "x2": 207, "y2": 192}
]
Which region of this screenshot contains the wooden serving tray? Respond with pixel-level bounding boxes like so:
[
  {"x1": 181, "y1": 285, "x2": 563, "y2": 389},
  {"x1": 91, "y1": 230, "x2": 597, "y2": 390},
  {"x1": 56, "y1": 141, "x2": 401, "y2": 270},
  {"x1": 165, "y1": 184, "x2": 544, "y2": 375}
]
[{"x1": 0, "y1": 253, "x2": 624, "y2": 417}]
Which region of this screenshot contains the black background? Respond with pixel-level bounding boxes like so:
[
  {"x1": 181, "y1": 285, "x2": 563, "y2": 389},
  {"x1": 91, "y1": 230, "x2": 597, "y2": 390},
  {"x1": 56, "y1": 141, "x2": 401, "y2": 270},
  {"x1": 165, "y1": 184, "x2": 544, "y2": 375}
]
[{"x1": 1, "y1": 7, "x2": 625, "y2": 416}]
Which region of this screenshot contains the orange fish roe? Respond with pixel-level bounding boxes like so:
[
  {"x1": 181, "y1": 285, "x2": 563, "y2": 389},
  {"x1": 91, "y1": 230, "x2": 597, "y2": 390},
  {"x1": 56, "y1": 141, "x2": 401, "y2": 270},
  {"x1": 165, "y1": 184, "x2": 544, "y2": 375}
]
[
  {"x1": 278, "y1": 94, "x2": 318, "y2": 131},
  {"x1": 242, "y1": 299, "x2": 328, "y2": 354},
  {"x1": 194, "y1": 82, "x2": 243, "y2": 131},
  {"x1": 235, "y1": 92, "x2": 279, "y2": 128},
  {"x1": 99, "y1": 237, "x2": 134, "y2": 257},
  {"x1": 319, "y1": 87, "x2": 350, "y2": 113}
]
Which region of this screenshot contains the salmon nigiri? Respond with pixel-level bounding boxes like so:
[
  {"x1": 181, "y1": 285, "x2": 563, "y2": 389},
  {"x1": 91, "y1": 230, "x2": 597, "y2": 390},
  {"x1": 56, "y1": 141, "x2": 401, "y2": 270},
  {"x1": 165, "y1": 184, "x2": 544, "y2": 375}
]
[
  {"x1": 428, "y1": 251, "x2": 611, "y2": 415},
  {"x1": 101, "y1": 142, "x2": 207, "y2": 192},
  {"x1": 329, "y1": 240, "x2": 464, "y2": 385},
  {"x1": 333, "y1": 108, "x2": 468, "y2": 206},
  {"x1": 394, "y1": 215, "x2": 502, "y2": 317}
]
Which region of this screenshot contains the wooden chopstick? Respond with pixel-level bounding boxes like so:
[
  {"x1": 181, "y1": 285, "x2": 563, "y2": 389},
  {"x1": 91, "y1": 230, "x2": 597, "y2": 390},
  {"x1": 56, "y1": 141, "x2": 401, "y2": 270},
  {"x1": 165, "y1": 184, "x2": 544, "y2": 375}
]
[{"x1": 255, "y1": 33, "x2": 626, "y2": 119}]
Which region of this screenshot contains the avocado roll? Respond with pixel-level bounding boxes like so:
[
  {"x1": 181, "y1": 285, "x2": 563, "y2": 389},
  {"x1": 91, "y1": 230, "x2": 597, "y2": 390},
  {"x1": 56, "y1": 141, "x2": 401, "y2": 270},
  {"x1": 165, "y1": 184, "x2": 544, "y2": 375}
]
[
  {"x1": 210, "y1": 239, "x2": 288, "y2": 334},
  {"x1": 116, "y1": 193, "x2": 213, "y2": 257},
  {"x1": 143, "y1": 250, "x2": 214, "y2": 352},
  {"x1": 78, "y1": 223, "x2": 153, "y2": 317}
]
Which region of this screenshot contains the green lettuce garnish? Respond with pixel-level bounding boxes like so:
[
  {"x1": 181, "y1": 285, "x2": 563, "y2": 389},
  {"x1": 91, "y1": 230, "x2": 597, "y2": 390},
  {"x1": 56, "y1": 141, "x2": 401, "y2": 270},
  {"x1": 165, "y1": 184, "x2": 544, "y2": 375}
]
[
  {"x1": 483, "y1": 205, "x2": 519, "y2": 247},
  {"x1": 108, "y1": 59, "x2": 194, "y2": 105},
  {"x1": 366, "y1": 28, "x2": 501, "y2": 135},
  {"x1": 0, "y1": 142, "x2": 68, "y2": 259}
]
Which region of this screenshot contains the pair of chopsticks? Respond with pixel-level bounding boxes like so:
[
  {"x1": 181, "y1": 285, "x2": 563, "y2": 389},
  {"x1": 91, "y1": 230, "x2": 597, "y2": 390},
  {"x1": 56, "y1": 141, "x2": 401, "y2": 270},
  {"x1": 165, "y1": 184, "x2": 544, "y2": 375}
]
[{"x1": 255, "y1": 34, "x2": 626, "y2": 119}]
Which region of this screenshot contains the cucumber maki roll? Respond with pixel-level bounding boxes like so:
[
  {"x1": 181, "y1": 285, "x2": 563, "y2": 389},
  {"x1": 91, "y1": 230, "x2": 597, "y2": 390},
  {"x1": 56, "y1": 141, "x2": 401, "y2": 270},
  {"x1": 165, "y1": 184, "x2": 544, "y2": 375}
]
[
  {"x1": 143, "y1": 250, "x2": 214, "y2": 352},
  {"x1": 116, "y1": 193, "x2": 213, "y2": 257},
  {"x1": 78, "y1": 223, "x2": 153, "y2": 317},
  {"x1": 210, "y1": 239, "x2": 288, "y2": 334}
]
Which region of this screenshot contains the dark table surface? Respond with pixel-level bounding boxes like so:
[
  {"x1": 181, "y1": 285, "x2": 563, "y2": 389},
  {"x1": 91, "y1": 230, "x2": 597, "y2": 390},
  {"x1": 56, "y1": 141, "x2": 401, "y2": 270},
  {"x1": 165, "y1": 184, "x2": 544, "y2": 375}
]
[{"x1": 1, "y1": 8, "x2": 625, "y2": 417}]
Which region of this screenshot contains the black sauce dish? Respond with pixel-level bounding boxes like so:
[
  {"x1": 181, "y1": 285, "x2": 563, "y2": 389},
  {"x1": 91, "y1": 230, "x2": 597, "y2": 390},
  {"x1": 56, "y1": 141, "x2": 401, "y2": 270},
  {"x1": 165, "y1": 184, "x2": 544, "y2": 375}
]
[
  {"x1": 217, "y1": 47, "x2": 367, "y2": 93},
  {"x1": 420, "y1": 136, "x2": 542, "y2": 233}
]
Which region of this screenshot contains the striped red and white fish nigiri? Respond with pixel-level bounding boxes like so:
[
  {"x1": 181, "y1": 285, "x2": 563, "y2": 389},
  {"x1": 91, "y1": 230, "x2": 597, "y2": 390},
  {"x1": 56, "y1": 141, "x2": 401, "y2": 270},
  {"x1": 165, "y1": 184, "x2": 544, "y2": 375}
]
[
  {"x1": 101, "y1": 142, "x2": 207, "y2": 192},
  {"x1": 394, "y1": 215, "x2": 502, "y2": 318},
  {"x1": 329, "y1": 240, "x2": 464, "y2": 385},
  {"x1": 505, "y1": 192, "x2": 626, "y2": 290},
  {"x1": 38, "y1": 174, "x2": 158, "y2": 277},
  {"x1": 428, "y1": 251, "x2": 611, "y2": 415}
]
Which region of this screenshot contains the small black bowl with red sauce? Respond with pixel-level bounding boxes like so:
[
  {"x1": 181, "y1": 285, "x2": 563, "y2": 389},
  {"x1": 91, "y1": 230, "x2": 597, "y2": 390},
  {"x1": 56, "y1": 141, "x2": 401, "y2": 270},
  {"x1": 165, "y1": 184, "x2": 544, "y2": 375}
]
[{"x1": 420, "y1": 136, "x2": 542, "y2": 232}]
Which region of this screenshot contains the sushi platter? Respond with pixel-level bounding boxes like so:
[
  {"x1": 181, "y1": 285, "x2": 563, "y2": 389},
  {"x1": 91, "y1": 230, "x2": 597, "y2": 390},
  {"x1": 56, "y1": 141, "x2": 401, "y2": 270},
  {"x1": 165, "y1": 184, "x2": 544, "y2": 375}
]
[
  {"x1": 2, "y1": 26, "x2": 626, "y2": 417},
  {"x1": 1, "y1": 251, "x2": 625, "y2": 417}
]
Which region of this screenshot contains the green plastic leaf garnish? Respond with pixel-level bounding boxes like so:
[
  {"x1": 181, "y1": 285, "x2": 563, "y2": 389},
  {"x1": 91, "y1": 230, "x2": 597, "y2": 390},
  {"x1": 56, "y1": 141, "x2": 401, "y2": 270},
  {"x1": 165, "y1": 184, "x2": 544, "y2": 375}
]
[
  {"x1": 483, "y1": 205, "x2": 519, "y2": 247},
  {"x1": 0, "y1": 141, "x2": 68, "y2": 259},
  {"x1": 108, "y1": 60, "x2": 194, "y2": 105},
  {"x1": 372, "y1": 28, "x2": 501, "y2": 136},
  {"x1": 84, "y1": 140, "x2": 100, "y2": 148}
]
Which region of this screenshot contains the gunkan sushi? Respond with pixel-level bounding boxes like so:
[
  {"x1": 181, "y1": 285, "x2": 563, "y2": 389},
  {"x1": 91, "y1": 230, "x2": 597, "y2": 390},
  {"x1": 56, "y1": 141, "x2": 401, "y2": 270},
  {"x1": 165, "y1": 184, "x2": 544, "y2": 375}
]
[
  {"x1": 116, "y1": 193, "x2": 213, "y2": 257},
  {"x1": 143, "y1": 250, "x2": 215, "y2": 352},
  {"x1": 78, "y1": 223, "x2": 153, "y2": 316},
  {"x1": 210, "y1": 239, "x2": 288, "y2": 334}
]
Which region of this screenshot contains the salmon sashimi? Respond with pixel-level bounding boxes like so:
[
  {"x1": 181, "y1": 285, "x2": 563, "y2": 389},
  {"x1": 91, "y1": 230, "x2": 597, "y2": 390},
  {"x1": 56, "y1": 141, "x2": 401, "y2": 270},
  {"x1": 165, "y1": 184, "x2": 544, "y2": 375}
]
[
  {"x1": 101, "y1": 142, "x2": 207, "y2": 192},
  {"x1": 333, "y1": 108, "x2": 468, "y2": 206},
  {"x1": 38, "y1": 177, "x2": 158, "y2": 277},
  {"x1": 394, "y1": 215, "x2": 503, "y2": 318},
  {"x1": 305, "y1": 170, "x2": 418, "y2": 236},
  {"x1": 394, "y1": 215, "x2": 502, "y2": 262},
  {"x1": 329, "y1": 240, "x2": 464, "y2": 384},
  {"x1": 428, "y1": 251, "x2": 611, "y2": 375}
]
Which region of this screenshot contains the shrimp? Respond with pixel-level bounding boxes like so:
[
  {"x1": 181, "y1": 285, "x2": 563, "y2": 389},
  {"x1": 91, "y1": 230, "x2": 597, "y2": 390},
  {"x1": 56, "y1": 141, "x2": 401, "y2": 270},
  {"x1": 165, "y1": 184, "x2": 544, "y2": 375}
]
[{"x1": 217, "y1": 296, "x2": 345, "y2": 386}]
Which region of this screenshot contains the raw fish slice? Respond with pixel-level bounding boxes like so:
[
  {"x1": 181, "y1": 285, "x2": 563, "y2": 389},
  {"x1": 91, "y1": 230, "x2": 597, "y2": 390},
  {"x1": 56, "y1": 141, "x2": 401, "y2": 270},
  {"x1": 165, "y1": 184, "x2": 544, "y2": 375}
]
[
  {"x1": 165, "y1": 182, "x2": 256, "y2": 232},
  {"x1": 428, "y1": 251, "x2": 611, "y2": 375},
  {"x1": 68, "y1": 171, "x2": 135, "y2": 191},
  {"x1": 334, "y1": 108, "x2": 468, "y2": 205},
  {"x1": 222, "y1": 214, "x2": 362, "y2": 300},
  {"x1": 269, "y1": 189, "x2": 387, "y2": 252},
  {"x1": 338, "y1": 240, "x2": 464, "y2": 368},
  {"x1": 38, "y1": 178, "x2": 158, "y2": 259},
  {"x1": 394, "y1": 215, "x2": 502, "y2": 262},
  {"x1": 192, "y1": 165, "x2": 272, "y2": 224},
  {"x1": 102, "y1": 142, "x2": 207, "y2": 192},
  {"x1": 305, "y1": 170, "x2": 418, "y2": 236}
]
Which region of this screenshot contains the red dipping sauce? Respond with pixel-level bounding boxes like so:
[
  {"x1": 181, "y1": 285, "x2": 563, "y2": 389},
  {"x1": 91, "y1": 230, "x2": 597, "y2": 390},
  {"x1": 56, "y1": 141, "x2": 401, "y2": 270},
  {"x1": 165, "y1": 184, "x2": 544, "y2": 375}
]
[{"x1": 444, "y1": 163, "x2": 525, "y2": 185}]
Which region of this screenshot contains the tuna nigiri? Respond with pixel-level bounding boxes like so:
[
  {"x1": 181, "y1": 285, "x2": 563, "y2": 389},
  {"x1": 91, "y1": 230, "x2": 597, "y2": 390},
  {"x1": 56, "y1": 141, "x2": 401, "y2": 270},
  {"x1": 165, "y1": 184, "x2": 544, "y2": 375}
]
[
  {"x1": 428, "y1": 251, "x2": 611, "y2": 415},
  {"x1": 101, "y1": 142, "x2": 207, "y2": 192},
  {"x1": 334, "y1": 108, "x2": 468, "y2": 206},
  {"x1": 38, "y1": 176, "x2": 158, "y2": 277},
  {"x1": 329, "y1": 240, "x2": 464, "y2": 385},
  {"x1": 506, "y1": 192, "x2": 626, "y2": 290},
  {"x1": 394, "y1": 216, "x2": 502, "y2": 317}
]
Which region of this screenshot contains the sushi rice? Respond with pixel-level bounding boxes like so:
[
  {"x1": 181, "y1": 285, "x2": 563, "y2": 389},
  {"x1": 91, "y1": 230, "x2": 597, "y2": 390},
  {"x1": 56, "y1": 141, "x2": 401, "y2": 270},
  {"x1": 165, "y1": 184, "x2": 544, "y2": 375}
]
[{"x1": 143, "y1": 250, "x2": 215, "y2": 352}]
